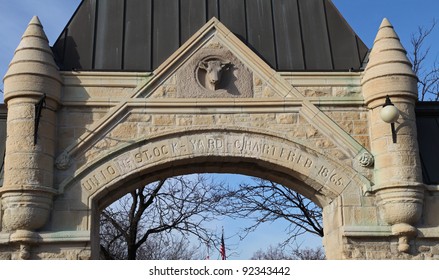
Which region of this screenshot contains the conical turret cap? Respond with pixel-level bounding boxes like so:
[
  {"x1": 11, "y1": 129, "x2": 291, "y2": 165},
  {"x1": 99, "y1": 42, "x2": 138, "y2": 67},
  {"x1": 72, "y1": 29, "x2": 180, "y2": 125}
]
[
  {"x1": 362, "y1": 18, "x2": 416, "y2": 85},
  {"x1": 3, "y1": 16, "x2": 61, "y2": 103}
]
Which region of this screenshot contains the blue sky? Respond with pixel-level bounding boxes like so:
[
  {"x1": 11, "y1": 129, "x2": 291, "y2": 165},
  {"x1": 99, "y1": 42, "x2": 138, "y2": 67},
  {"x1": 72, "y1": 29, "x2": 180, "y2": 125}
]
[
  {"x1": 334, "y1": 0, "x2": 439, "y2": 46},
  {"x1": 0, "y1": 0, "x2": 438, "y2": 259},
  {"x1": 1, "y1": 0, "x2": 438, "y2": 85}
]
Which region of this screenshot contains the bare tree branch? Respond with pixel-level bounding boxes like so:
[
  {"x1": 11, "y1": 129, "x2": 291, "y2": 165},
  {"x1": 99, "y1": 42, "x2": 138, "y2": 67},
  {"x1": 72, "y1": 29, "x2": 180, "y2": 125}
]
[
  {"x1": 251, "y1": 243, "x2": 325, "y2": 260},
  {"x1": 100, "y1": 174, "x2": 324, "y2": 259},
  {"x1": 217, "y1": 177, "x2": 323, "y2": 247},
  {"x1": 409, "y1": 19, "x2": 439, "y2": 101},
  {"x1": 99, "y1": 175, "x2": 226, "y2": 259}
]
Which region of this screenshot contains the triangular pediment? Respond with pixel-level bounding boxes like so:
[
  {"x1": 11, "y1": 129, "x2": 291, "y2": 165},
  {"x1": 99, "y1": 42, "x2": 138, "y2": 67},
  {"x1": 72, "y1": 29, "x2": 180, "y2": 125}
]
[
  {"x1": 55, "y1": 18, "x2": 372, "y2": 175},
  {"x1": 132, "y1": 18, "x2": 303, "y2": 99}
]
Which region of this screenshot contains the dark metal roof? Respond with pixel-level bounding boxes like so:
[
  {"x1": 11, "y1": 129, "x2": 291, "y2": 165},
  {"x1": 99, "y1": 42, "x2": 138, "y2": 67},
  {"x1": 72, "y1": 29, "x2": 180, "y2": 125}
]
[
  {"x1": 52, "y1": 0, "x2": 369, "y2": 72},
  {"x1": 416, "y1": 102, "x2": 439, "y2": 185}
]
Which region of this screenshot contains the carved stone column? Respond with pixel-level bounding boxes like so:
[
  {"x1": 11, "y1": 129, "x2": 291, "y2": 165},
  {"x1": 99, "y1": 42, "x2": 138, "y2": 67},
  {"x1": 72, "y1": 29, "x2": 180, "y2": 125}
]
[
  {"x1": 1, "y1": 16, "x2": 61, "y2": 251},
  {"x1": 361, "y1": 18, "x2": 424, "y2": 253}
]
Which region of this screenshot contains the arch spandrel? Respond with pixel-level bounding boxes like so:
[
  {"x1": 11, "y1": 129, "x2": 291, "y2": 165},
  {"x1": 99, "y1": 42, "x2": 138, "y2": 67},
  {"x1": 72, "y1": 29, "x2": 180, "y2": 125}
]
[{"x1": 57, "y1": 128, "x2": 372, "y2": 211}]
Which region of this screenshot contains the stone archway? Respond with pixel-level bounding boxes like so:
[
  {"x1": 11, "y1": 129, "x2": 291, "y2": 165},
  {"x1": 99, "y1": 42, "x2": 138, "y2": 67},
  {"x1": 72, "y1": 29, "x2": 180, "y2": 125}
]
[
  {"x1": 1, "y1": 11, "x2": 437, "y2": 260},
  {"x1": 73, "y1": 128, "x2": 370, "y2": 204},
  {"x1": 53, "y1": 128, "x2": 371, "y2": 259}
]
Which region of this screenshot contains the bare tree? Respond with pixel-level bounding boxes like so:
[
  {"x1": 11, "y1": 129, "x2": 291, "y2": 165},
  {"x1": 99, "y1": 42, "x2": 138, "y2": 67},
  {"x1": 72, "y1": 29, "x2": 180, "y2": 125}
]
[
  {"x1": 100, "y1": 174, "x2": 323, "y2": 259},
  {"x1": 100, "y1": 232, "x2": 201, "y2": 260},
  {"x1": 136, "y1": 234, "x2": 202, "y2": 260},
  {"x1": 251, "y1": 244, "x2": 293, "y2": 260},
  {"x1": 409, "y1": 20, "x2": 439, "y2": 101},
  {"x1": 99, "y1": 175, "x2": 225, "y2": 260},
  {"x1": 251, "y1": 244, "x2": 325, "y2": 260},
  {"x1": 219, "y1": 178, "x2": 323, "y2": 246},
  {"x1": 290, "y1": 246, "x2": 325, "y2": 260}
]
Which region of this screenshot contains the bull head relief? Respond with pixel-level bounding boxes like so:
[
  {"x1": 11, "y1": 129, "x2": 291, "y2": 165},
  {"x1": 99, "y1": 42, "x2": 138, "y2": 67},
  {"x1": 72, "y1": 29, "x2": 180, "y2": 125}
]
[{"x1": 198, "y1": 58, "x2": 232, "y2": 91}]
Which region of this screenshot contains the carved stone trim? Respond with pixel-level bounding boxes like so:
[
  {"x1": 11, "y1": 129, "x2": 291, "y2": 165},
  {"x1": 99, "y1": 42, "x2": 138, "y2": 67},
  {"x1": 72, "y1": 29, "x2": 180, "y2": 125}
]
[
  {"x1": 300, "y1": 100, "x2": 371, "y2": 160},
  {"x1": 55, "y1": 151, "x2": 71, "y2": 170},
  {"x1": 197, "y1": 57, "x2": 232, "y2": 91},
  {"x1": 176, "y1": 41, "x2": 253, "y2": 98},
  {"x1": 358, "y1": 152, "x2": 374, "y2": 167}
]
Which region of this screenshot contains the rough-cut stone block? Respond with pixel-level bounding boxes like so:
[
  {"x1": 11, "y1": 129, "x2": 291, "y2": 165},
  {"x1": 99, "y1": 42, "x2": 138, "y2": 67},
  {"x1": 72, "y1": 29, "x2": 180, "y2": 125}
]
[
  {"x1": 152, "y1": 115, "x2": 176, "y2": 126},
  {"x1": 276, "y1": 113, "x2": 297, "y2": 124},
  {"x1": 193, "y1": 115, "x2": 215, "y2": 125}
]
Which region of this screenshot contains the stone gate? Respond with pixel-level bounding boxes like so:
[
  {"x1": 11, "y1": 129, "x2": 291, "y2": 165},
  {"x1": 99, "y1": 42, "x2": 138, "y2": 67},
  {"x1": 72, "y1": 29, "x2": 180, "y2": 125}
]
[{"x1": 1, "y1": 0, "x2": 439, "y2": 259}]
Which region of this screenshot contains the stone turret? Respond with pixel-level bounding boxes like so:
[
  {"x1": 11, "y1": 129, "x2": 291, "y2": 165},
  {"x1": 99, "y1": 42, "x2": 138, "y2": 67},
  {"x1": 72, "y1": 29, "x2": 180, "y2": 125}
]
[
  {"x1": 1, "y1": 16, "x2": 61, "y2": 256},
  {"x1": 362, "y1": 19, "x2": 424, "y2": 253}
]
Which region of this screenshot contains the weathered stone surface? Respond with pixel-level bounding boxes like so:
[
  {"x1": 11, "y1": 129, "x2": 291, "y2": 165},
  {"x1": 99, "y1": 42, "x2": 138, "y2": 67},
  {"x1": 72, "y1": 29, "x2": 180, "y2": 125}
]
[
  {"x1": 152, "y1": 115, "x2": 176, "y2": 126},
  {"x1": 174, "y1": 41, "x2": 253, "y2": 99},
  {"x1": 1, "y1": 193, "x2": 54, "y2": 231},
  {"x1": 1, "y1": 15, "x2": 438, "y2": 261},
  {"x1": 0, "y1": 252, "x2": 12, "y2": 260}
]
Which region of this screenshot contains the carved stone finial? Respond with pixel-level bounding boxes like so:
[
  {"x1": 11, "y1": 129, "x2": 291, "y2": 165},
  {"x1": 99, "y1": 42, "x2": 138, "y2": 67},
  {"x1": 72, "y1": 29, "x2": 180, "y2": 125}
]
[
  {"x1": 358, "y1": 152, "x2": 374, "y2": 167},
  {"x1": 19, "y1": 244, "x2": 31, "y2": 260},
  {"x1": 361, "y1": 18, "x2": 417, "y2": 108},
  {"x1": 56, "y1": 151, "x2": 71, "y2": 170},
  {"x1": 4, "y1": 16, "x2": 61, "y2": 104},
  {"x1": 392, "y1": 223, "x2": 417, "y2": 253},
  {"x1": 377, "y1": 187, "x2": 424, "y2": 253}
]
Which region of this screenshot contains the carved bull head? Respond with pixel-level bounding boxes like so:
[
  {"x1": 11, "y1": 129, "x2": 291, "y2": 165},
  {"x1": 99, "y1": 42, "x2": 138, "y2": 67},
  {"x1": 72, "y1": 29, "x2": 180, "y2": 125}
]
[{"x1": 198, "y1": 59, "x2": 231, "y2": 90}]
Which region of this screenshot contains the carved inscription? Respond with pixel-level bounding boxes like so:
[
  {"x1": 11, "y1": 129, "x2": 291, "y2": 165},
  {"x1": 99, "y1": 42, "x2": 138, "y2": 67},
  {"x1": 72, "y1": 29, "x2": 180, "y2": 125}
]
[
  {"x1": 81, "y1": 134, "x2": 347, "y2": 193},
  {"x1": 82, "y1": 164, "x2": 118, "y2": 191}
]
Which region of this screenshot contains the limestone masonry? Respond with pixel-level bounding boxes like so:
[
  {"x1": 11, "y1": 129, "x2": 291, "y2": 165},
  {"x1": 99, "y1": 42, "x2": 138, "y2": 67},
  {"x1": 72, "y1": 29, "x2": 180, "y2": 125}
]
[{"x1": 1, "y1": 10, "x2": 439, "y2": 259}]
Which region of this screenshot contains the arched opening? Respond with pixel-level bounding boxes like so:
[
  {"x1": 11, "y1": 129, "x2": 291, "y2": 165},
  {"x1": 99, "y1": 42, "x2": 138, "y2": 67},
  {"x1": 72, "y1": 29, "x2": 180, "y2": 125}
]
[
  {"x1": 56, "y1": 129, "x2": 369, "y2": 259},
  {"x1": 88, "y1": 157, "x2": 331, "y2": 259},
  {"x1": 97, "y1": 172, "x2": 325, "y2": 260}
]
